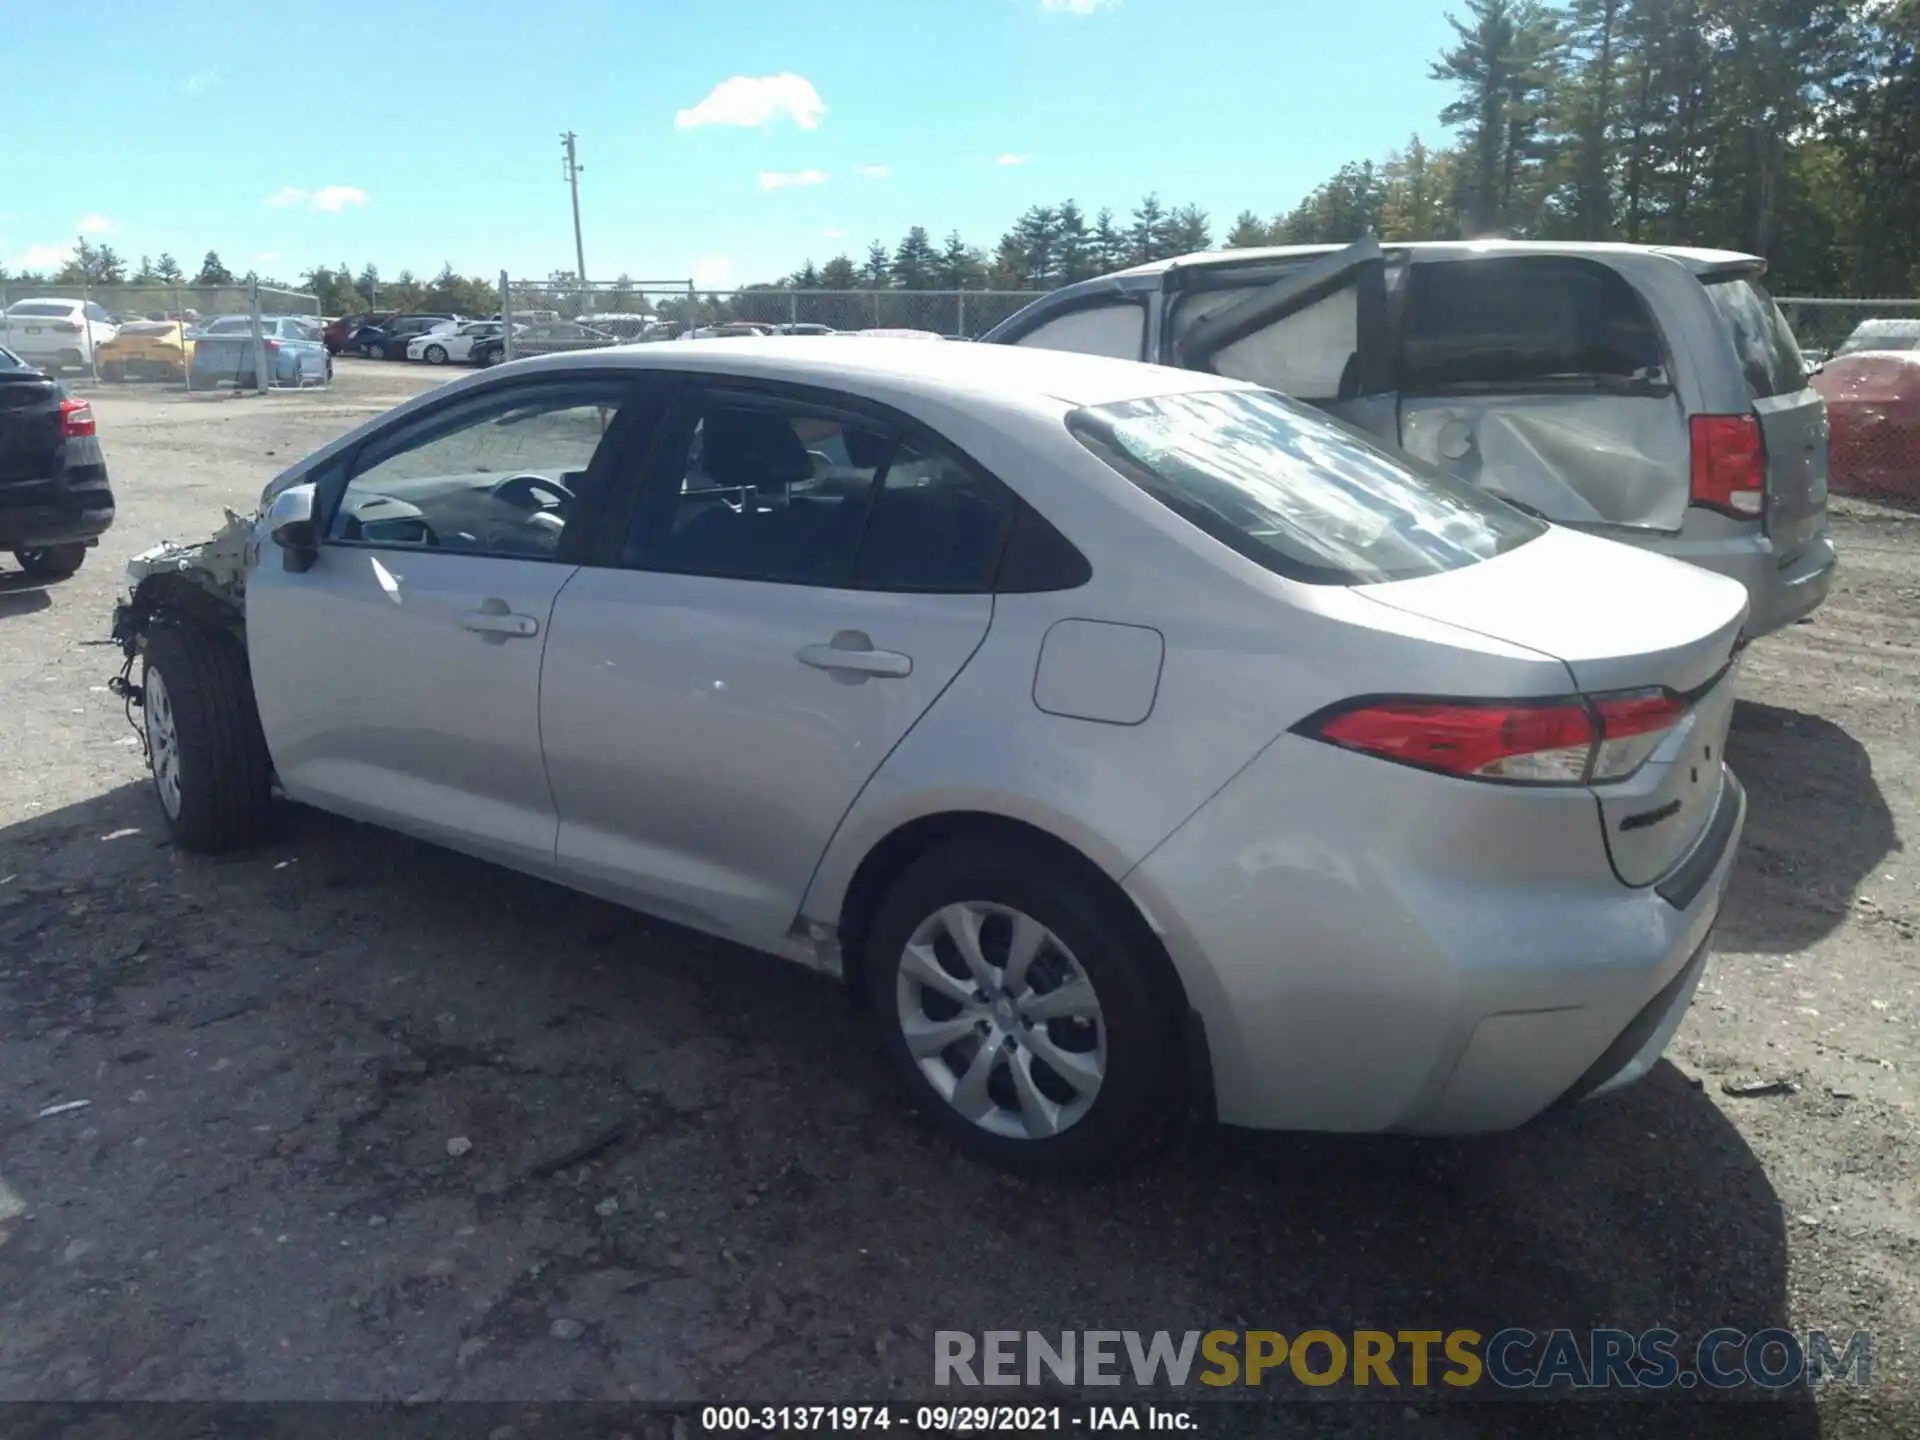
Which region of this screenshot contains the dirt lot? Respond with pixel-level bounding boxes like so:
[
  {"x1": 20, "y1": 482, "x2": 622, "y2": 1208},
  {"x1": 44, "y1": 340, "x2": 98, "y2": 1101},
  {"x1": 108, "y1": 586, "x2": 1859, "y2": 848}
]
[{"x1": 1, "y1": 361, "x2": 1915, "y2": 1435}]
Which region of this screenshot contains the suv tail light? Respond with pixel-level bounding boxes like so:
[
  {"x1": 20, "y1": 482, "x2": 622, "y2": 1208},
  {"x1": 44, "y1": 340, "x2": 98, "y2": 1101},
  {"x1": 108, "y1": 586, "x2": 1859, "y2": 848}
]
[
  {"x1": 52, "y1": 320, "x2": 82, "y2": 333},
  {"x1": 264, "y1": 338, "x2": 281, "y2": 353},
  {"x1": 58, "y1": 397, "x2": 96, "y2": 438},
  {"x1": 1690, "y1": 414, "x2": 1765, "y2": 517},
  {"x1": 1300, "y1": 690, "x2": 1690, "y2": 787}
]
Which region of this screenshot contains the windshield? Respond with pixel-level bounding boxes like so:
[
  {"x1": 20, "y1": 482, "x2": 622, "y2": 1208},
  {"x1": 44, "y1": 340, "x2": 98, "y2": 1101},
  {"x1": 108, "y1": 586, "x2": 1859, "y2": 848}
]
[
  {"x1": 1703, "y1": 275, "x2": 1808, "y2": 398},
  {"x1": 1069, "y1": 388, "x2": 1544, "y2": 586}
]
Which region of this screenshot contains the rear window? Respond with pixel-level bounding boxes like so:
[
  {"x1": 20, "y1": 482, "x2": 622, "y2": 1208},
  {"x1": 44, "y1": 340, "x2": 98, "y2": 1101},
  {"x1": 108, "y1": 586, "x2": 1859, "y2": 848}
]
[
  {"x1": 1069, "y1": 388, "x2": 1544, "y2": 586},
  {"x1": 1402, "y1": 257, "x2": 1663, "y2": 390},
  {"x1": 6, "y1": 301, "x2": 76, "y2": 318},
  {"x1": 1702, "y1": 275, "x2": 1808, "y2": 398}
]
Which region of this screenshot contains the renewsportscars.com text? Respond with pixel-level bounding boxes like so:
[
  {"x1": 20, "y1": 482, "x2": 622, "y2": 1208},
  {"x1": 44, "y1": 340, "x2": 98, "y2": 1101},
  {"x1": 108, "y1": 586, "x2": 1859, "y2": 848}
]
[{"x1": 934, "y1": 1328, "x2": 1872, "y2": 1391}]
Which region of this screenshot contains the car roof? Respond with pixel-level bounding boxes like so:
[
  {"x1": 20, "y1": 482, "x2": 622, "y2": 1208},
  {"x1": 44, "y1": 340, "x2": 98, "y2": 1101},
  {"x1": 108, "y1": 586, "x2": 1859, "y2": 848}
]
[
  {"x1": 502, "y1": 335, "x2": 1259, "y2": 409},
  {"x1": 1103, "y1": 238, "x2": 1766, "y2": 279}
]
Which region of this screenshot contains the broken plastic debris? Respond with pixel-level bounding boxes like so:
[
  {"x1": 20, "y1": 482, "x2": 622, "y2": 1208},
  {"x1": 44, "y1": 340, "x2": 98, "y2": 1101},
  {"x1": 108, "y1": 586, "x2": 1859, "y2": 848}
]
[
  {"x1": 445, "y1": 1137, "x2": 473, "y2": 1158},
  {"x1": 1720, "y1": 1077, "x2": 1798, "y2": 1098},
  {"x1": 35, "y1": 1100, "x2": 91, "y2": 1119}
]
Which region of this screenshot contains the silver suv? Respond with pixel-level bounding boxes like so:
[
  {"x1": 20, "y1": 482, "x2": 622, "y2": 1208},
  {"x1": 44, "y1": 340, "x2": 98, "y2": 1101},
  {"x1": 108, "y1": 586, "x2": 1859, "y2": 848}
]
[{"x1": 985, "y1": 239, "x2": 1834, "y2": 637}]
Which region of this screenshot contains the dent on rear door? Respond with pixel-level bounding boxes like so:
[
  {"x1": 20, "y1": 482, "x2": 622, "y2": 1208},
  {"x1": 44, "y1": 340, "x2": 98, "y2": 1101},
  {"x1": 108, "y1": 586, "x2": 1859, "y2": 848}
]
[
  {"x1": 1394, "y1": 257, "x2": 1692, "y2": 532},
  {"x1": 1399, "y1": 394, "x2": 1691, "y2": 529}
]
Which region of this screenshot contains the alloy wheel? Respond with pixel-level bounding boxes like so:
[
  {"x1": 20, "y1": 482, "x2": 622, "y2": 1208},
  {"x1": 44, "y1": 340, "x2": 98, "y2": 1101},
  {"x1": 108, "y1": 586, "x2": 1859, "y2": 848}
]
[
  {"x1": 145, "y1": 665, "x2": 183, "y2": 819},
  {"x1": 894, "y1": 901, "x2": 1107, "y2": 1140}
]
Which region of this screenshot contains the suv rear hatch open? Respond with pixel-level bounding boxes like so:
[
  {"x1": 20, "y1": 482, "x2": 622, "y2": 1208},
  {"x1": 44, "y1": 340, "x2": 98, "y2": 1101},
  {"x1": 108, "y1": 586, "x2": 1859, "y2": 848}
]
[
  {"x1": 1697, "y1": 268, "x2": 1829, "y2": 567},
  {"x1": 1362, "y1": 526, "x2": 1749, "y2": 889}
]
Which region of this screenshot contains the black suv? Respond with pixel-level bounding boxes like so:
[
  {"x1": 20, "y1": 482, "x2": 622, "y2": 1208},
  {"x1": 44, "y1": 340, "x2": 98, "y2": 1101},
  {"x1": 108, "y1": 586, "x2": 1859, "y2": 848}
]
[{"x1": 0, "y1": 346, "x2": 114, "y2": 578}]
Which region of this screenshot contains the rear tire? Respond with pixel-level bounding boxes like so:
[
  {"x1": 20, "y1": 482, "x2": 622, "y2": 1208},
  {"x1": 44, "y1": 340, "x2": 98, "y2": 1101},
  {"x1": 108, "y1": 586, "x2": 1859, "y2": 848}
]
[
  {"x1": 101, "y1": 362, "x2": 126, "y2": 382},
  {"x1": 864, "y1": 836, "x2": 1185, "y2": 1175},
  {"x1": 14, "y1": 545, "x2": 87, "y2": 578},
  {"x1": 141, "y1": 624, "x2": 274, "y2": 853}
]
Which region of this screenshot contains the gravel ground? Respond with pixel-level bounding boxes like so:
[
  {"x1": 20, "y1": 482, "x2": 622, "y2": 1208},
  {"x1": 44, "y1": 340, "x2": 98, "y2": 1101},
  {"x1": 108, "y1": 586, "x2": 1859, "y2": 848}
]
[{"x1": 1, "y1": 361, "x2": 1915, "y2": 1436}]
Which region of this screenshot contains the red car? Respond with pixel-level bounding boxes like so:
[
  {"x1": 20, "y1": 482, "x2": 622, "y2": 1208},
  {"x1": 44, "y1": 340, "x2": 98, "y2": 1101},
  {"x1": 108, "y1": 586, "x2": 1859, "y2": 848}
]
[{"x1": 1813, "y1": 351, "x2": 1920, "y2": 504}]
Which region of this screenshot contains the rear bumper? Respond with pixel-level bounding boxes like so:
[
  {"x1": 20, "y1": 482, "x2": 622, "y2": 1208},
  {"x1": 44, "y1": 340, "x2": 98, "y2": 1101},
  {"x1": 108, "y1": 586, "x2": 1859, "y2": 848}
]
[
  {"x1": 1125, "y1": 740, "x2": 1747, "y2": 1136},
  {"x1": 1641, "y1": 529, "x2": 1836, "y2": 638},
  {"x1": 0, "y1": 461, "x2": 116, "y2": 548}
]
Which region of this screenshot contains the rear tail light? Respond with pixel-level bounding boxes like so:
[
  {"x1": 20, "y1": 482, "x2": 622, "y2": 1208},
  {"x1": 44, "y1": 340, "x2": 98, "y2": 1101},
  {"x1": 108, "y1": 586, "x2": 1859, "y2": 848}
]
[
  {"x1": 1301, "y1": 689, "x2": 1691, "y2": 787},
  {"x1": 52, "y1": 320, "x2": 82, "y2": 333},
  {"x1": 1690, "y1": 414, "x2": 1765, "y2": 517},
  {"x1": 1589, "y1": 690, "x2": 1689, "y2": 781},
  {"x1": 264, "y1": 339, "x2": 281, "y2": 353},
  {"x1": 58, "y1": 397, "x2": 96, "y2": 438}
]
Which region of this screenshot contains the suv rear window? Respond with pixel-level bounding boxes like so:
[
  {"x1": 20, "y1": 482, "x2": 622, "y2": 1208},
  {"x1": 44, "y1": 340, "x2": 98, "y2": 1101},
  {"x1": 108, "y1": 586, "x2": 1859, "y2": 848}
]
[
  {"x1": 1702, "y1": 275, "x2": 1808, "y2": 398},
  {"x1": 1069, "y1": 388, "x2": 1544, "y2": 586},
  {"x1": 6, "y1": 302, "x2": 76, "y2": 318},
  {"x1": 1402, "y1": 257, "x2": 1663, "y2": 391}
]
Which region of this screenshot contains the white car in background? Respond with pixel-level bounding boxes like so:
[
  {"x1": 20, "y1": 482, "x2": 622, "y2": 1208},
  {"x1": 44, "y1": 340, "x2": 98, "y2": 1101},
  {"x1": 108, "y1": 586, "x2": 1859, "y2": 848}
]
[
  {"x1": 1, "y1": 298, "x2": 120, "y2": 373},
  {"x1": 407, "y1": 320, "x2": 510, "y2": 366}
]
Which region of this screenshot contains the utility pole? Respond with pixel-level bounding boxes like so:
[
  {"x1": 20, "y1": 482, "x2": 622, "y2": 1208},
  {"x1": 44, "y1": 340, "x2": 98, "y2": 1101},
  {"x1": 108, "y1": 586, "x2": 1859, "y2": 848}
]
[{"x1": 561, "y1": 131, "x2": 588, "y2": 312}]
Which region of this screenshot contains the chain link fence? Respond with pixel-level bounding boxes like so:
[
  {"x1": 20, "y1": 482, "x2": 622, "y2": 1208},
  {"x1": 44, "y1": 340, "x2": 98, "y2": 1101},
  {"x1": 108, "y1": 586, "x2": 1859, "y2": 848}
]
[
  {"x1": 1777, "y1": 296, "x2": 1920, "y2": 362},
  {"x1": 0, "y1": 279, "x2": 324, "y2": 390},
  {"x1": 1778, "y1": 297, "x2": 1920, "y2": 506}
]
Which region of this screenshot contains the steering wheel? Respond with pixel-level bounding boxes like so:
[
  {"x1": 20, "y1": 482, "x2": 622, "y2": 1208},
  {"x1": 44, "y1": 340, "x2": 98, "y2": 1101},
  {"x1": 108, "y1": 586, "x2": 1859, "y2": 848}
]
[{"x1": 488, "y1": 472, "x2": 577, "y2": 512}]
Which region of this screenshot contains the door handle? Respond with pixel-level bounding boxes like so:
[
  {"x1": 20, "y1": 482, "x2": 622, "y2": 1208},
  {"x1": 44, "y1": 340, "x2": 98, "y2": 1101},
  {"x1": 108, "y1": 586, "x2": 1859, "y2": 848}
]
[
  {"x1": 798, "y1": 630, "x2": 912, "y2": 680},
  {"x1": 461, "y1": 605, "x2": 540, "y2": 638}
]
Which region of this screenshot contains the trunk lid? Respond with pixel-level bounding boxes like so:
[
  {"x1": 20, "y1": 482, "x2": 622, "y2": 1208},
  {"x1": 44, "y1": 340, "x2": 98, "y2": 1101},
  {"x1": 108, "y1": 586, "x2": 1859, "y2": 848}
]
[
  {"x1": 1362, "y1": 526, "x2": 1749, "y2": 888},
  {"x1": 0, "y1": 372, "x2": 63, "y2": 486}
]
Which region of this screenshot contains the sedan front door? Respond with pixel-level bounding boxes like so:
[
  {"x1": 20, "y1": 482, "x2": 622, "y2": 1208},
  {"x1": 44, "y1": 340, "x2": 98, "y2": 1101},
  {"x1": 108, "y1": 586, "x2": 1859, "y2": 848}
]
[
  {"x1": 539, "y1": 380, "x2": 1015, "y2": 951},
  {"x1": 247, "y1": 374, "x2": 644, "y2": 875}
]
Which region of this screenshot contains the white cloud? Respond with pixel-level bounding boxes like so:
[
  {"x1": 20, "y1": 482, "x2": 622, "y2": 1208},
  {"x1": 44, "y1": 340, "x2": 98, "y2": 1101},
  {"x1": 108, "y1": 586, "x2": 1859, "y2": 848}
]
[
  {"x1": 11, "y1": 243, "x2": 74, "y2": 272},
  {"x1": 759, "y1": 168, "x2": 831, "y2": 192},
  {"x1": 824, "y1": 228, "x2": 847, "y2": 239},
  {"x1": 676, "y1": 73, "x2": 826, "y2": 131},
  {"x1": 1041, "y1": 0, "x2": 1118, "y2": 11},
  {"x1": 77, "y1": 214, "x2": 112, "y2": 235},
  {"x1": 995, "y1": 153, "x2": 1029, "y2": 167},
  {"x1": 183, "y1": 66, "x2": 223, "y2": 93},
  {"x1": 255, "y1": 251, "x2": 280, "y2": 263},
  {"x1": 693, "y1": 257, "x2": 732, "y2": 288},
  {"x1": 311, "y1": 185, "x2": 369, "y2": 213},
  {"x1": 264, "y1": 184, "x2": 368, "y2": 213},
  {"x1": 855, "y1": 163, "x2": 890, "y2": 179}
]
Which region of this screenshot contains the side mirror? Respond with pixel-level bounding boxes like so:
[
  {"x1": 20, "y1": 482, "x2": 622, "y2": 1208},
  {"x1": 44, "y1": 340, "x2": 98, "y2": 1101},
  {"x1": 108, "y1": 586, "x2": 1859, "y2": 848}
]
[{"x1": 268, "y1": 482, "x2": 320, "y2": 572}]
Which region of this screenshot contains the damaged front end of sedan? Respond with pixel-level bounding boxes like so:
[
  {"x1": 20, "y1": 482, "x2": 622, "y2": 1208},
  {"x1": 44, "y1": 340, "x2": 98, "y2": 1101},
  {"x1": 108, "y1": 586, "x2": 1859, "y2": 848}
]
[{"x1": 106, "y1": 508, "x2": 259, "y2": 747}]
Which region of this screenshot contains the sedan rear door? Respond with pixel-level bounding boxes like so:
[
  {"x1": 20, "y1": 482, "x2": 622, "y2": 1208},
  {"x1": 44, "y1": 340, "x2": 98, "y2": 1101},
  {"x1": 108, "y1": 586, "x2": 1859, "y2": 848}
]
[{"x1": 538, "y1": 378, "x2": 1013, "y2": 951}]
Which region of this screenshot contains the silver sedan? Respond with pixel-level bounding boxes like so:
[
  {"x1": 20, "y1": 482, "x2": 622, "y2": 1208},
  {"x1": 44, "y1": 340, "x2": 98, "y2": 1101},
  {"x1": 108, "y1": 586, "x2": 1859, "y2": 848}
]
[{"x1": 115, "y1": 339, "x2": 1749, "y2": 1173}]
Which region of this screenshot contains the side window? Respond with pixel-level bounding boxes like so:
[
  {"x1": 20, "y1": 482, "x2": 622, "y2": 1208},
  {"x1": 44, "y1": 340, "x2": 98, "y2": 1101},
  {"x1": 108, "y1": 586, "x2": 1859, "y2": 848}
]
[
  {"x1": 85, "y1": 302, "x2": 113, "y2": 323},
  {"x1": 1011, "y1": 302, "x2": 1146, "y2": 361},
  {"x1": 625, "y1": 396, "x2": 884, "y2": 585},
  {"x1": 1203, "y1": 286, "x2": 1359, "y2": 400},
  {"x1": 328, "y1": 381, "x2": 629, "y2": 560},
  {"x1": 854, "y1": 444, "x2": 1014, "y2": 591},
  {"x1": 1402, "y1": 257, "x2": 1663, "y2": 391}
]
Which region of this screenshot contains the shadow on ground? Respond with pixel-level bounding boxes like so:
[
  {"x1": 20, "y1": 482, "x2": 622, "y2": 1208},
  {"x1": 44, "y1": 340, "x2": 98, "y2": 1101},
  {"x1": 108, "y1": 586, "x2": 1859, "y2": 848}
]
[
  {"x1": 0, "y1": 571, "x2": 54, "y2": 618},
  {"x1": 1720, "y1": 700, "x2": 1900, "y2": 952},
  {"x1": 0, "y1": 787, "x2": 1813, "y2": 1430}
]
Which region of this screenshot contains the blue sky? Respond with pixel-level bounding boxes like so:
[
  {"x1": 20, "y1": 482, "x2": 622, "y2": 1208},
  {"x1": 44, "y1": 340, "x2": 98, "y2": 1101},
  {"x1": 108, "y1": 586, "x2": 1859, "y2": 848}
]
[{"x1": 3, "y1": 0, "x2": 1461, "y2": 291}]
